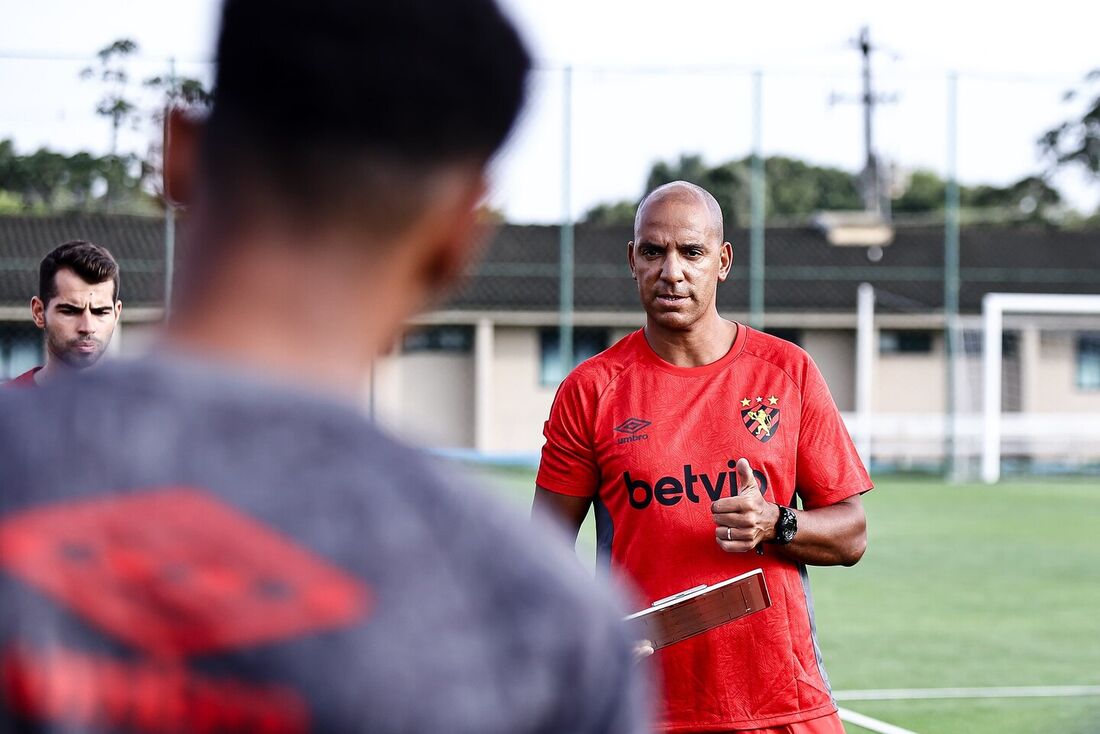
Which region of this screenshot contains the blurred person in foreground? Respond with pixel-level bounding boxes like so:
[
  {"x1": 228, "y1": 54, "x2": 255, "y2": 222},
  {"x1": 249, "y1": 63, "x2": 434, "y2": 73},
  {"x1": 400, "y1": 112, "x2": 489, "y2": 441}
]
[
  {"x1": 4, "y1": 240, "x2": 122, "y2": 387},
  {"x1": 534, "y1": 182, "x2": 872, "y2": 733},
  {"x1": 0, "y1": 0, "x2": 648, "y2": 731}
]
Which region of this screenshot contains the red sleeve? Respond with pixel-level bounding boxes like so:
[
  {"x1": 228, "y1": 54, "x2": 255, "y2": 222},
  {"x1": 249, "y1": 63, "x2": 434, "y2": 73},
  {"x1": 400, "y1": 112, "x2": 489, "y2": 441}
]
[
  {"x1": 536, "y1": 370, "x2": 601, "y2": 498},
  {"x1": 795, "y1": 354, "x2": 873, "y2": 509}
]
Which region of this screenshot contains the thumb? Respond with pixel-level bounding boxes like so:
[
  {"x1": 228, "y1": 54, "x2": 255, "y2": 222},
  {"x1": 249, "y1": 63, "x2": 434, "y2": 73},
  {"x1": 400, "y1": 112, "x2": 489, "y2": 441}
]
[{"x1": 735, "y1": 458, "x2": 759, "y2": 496}]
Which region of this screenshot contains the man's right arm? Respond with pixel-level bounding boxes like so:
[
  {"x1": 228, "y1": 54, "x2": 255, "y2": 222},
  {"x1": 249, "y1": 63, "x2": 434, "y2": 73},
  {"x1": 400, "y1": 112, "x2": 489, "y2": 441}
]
[{"x1": 532, "y1": 486, "x2": 591, "y2": 547}]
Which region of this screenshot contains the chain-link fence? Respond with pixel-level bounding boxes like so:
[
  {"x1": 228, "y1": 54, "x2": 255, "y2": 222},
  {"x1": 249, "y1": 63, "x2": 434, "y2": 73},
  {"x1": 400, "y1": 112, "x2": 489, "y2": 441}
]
[
  {"x1": 4, "y1": 58, "x2": 1100, "y2": 474},
  {"x1": 490, "y1": 65, "x2": 1098, "y2": 224}
]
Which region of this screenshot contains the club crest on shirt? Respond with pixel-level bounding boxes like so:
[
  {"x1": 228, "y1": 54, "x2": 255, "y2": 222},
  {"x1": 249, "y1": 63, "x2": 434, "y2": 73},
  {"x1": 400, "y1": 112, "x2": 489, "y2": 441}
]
[{"x1": 740, "y1": 395, "x2": 780, "y2": 443}]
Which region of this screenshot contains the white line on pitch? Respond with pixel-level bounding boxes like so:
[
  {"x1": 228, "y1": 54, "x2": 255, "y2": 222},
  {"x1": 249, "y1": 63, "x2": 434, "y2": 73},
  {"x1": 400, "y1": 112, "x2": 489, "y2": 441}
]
[
  {"x1": 836, "y1": 685, "x2": 1100, "y2": 701},
  {"x1": 838, "y1": 707, "x2": 918, "y2": 734}
]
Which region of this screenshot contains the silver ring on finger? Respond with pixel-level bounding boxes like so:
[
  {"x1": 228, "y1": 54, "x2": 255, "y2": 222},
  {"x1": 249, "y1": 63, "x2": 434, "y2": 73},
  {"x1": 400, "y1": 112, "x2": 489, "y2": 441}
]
[{"x1": 726, "y1": 526, "x2": 732, "y2": 541}]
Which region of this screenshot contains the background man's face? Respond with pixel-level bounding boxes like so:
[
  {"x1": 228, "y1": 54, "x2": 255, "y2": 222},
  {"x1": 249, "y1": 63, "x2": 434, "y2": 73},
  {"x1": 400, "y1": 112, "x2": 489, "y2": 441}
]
[
  {"x1": 32, "y1": 268, "x2": 121, "y2": 369},
  {"x1": 629, "y1": 196, "x2": 730, "y2": 333}
]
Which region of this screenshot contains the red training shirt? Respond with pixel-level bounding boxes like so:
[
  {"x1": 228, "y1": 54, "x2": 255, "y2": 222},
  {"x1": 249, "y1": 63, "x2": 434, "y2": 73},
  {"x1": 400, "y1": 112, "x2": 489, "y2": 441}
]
[
  {"x1": 4, "y1": 368, "x2": 40, "y2": 388},
  {"x1": 537, "y1": 326, "x2": 872, "y2": 732}
]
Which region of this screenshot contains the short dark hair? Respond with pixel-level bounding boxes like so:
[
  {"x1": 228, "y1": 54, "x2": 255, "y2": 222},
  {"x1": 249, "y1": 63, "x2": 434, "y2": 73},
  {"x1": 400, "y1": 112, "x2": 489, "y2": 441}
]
[
  {"x1": 201, "y1": 0, "x2": 531, "y2": 235},
  {"x1": 39, "y1": 240, "x2": 121, "y2": 305}
]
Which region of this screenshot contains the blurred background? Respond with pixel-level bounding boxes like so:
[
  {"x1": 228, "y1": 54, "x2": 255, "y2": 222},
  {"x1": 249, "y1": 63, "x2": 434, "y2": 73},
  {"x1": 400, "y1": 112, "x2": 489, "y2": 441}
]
[{"x1": 1, "y1": 2, "x2": 1099, "y2": 732}]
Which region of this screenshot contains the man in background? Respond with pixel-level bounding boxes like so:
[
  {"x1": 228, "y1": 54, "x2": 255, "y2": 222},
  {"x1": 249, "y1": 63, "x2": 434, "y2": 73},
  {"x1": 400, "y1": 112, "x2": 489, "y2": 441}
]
[
  {"x1": 0, "y1": 0, "x2": 648, "y2": 731},
  {"x1": 535, "y1": 181, "x2": 870, "y2": 733},
  {"x1": 5, "y1": 240, "x2": 122, "y2": 387}
]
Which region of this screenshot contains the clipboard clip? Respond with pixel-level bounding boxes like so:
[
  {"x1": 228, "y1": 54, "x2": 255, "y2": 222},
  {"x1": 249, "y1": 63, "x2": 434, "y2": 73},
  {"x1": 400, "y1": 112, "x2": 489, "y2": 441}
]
[{"x1": 651, "y1": 584, "x2": 707, "y2": 607}]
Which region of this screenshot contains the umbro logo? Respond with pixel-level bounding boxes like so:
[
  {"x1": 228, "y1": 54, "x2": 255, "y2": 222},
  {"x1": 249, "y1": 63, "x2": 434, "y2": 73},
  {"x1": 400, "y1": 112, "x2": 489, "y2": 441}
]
[
  {"x1": 615, "y1": 418, "x2": 651, "y2": 445},
  {"x1": 615, "y1": 418, "x2": 651, "y2": 434}
]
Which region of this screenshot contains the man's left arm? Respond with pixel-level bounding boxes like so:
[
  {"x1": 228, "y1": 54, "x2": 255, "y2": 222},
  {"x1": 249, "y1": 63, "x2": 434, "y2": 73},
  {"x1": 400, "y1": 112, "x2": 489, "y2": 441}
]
[{"x1": 712, "y1": 458, "x2": 867, "y2": 566}]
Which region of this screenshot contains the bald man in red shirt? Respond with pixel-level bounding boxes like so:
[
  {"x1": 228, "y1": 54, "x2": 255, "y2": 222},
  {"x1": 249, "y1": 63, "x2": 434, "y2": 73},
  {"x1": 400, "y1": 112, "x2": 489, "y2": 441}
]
[{"x1": 534, "y1": 181, "x2": 872, "y2": 733}]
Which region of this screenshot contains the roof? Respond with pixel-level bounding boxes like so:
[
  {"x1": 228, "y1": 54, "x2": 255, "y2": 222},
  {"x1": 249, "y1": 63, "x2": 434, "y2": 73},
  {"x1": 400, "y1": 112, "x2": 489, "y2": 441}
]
[
  {"x1": 453, "y1": 222, "x2": 1100, "y2": 315},
  {"x1": 2, "y1": 213, "x2": 1099, "y2": 314},
  {"x1": 0, "y1": 214, "x2": 167, "y2": 308}
]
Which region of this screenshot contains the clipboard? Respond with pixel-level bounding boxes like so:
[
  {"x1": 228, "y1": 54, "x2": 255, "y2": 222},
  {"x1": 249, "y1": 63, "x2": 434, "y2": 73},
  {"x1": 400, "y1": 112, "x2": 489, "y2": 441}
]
[{"x1": 624, "y1": 568, "x2": 771, "y2": 651}]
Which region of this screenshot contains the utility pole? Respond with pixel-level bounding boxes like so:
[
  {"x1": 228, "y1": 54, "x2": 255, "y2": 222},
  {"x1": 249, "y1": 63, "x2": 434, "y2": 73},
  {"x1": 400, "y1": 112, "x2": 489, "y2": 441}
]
[
  {"x1": 164, "y1": 57, "x2": 177, "y2": 320},
  {"x1": 830, "y1": 27, "x2": 897, "y2": 217},
  {"x1": 558, "y1": 66, "x2": 574, "y2": 383},
  {"x1": 944, "y1": 71, "x2": 961, "y2": 481},
  {"x1": 858, "y1": 27, "x2": 878, "y2": 215},
  {"x1": 749, "y1": 71, "x2": 765, "y2": 330}
]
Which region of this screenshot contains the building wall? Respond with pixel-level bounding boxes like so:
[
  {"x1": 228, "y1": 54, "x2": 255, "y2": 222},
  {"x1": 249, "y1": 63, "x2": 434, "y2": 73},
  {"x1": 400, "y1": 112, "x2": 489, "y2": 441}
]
[
  {"x1": 1028, "y1": 331, "x2": 1100, "y2": 411},
  {"x1": 71, "y1": 316, "x2": 1100, "y2": 468},
  {"x1": 372, "y1": 324, "x2": 649, "y2": 455},
  {"x1": 874, "y1": 333, "x2": 946, "y2": 413},
  {"x1": 374, "y1": 351, "x2": 475, "y2": 449},
  {"x1": 489, "y1": 327, "x2": 556, "y2": 454},
  {"x1": 114, "y1": 321, "x2": 161, "y2": 357},
  {"x1": 801, "y1": 330, "x2": 856, "y2": 412}
]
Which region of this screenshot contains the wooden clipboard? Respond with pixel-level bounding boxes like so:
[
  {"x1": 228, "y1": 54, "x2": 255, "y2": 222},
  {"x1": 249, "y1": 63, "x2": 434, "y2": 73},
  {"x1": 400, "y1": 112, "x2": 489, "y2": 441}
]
[{"x1": 624, "y1": 568, "x2": 771, "y2": 651}]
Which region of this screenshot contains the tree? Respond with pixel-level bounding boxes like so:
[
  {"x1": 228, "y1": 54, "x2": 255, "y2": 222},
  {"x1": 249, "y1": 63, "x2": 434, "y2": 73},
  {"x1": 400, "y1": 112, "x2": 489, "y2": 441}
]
[
  {"x1": 1040, "y1": 69, "x2": 1100, "y2": 179},
  {"x1": 962, "y1": 176, "x2": 1061, "y2": 214},
  {"x1": 0, "y1": 39, "x2": 212, "y2": 215},
  {"x1": 584, "y1": 154, "x2": 862, "y2": 226},
  {"x1": 81, "y1": 39, "x2": 143, "y2": 211},
  {"x1": 584, "y1": 200, "x2": 638, "y2": 226},
  {"x1": 644, "y1": 154, "x2": 749, "y2": 226},
  {"x1": 893, "y1": 168, "x2": 1061, "y2": 220},
  {"x1": 893, "y1": 170, "x2": 945, "y2": 213},
  {"x1": 65, "y1": 152, "x2": 101, "y2": 208},
  {"x1": 584, "y1": 154, "x2": 1066, "y2": 226},
  {"x1": 78, "y1": 38, "x2": 213, "y2": 211},
  {"x1": 143, "y1": 69, "x2": 212, "y2": 202},
  {"x1": 80, "y1": 39, "x2": 141, "y2": 157},
  {"x1": 0, "y1": 139, "x2": 151, "y2": 214},
  {"x1": 144, "y1": 74, "x2": 212, "y2": 110},
  {"x1": 761, "y1": 156, "x2": 862, "y2": 218}
]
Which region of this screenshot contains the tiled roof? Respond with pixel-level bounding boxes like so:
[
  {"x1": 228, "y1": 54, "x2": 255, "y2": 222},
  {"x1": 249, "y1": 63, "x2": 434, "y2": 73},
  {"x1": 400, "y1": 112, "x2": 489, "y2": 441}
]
[
  {"x1": 2, "y1": 214, "x2": 1099, "y2": 313},
  {"x1": 0, "y1": 214, "x2": 167, "y2": 307},
  {"x1": 453, "y1": 222, "x2": 1100, "y2": 313}
]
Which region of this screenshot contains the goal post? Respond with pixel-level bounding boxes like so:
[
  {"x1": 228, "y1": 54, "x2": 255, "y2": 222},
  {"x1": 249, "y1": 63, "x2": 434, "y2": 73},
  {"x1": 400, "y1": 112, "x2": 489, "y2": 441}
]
[{"x1": 981, "y1": 293, "x2": 1100, "y2": 483}]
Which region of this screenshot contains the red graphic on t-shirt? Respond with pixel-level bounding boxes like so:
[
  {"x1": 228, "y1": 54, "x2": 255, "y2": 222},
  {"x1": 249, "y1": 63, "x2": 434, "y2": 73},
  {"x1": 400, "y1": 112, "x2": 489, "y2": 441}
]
[
  {"x1": 0, "y1": 488, "x2": 373, "y2": 732},
  {"x1": 0, "y1": 488, "x2": 370, "y2": 659},
  {"x1": 2, "y1": 645, "x2": 309, "y2": 734}
]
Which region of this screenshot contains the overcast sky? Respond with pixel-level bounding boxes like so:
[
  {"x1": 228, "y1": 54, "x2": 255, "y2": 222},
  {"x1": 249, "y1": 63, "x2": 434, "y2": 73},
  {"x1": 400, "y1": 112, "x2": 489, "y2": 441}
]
[{"x1": 1, "y1": 0, "x2": 1098, "y2": 222}]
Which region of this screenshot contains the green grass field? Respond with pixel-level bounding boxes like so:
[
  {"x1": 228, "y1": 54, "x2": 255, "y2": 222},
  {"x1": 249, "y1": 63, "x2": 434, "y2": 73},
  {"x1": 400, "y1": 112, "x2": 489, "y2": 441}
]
[{"x1": 471, "y1": 467, "x2": 1100, "y2": 734}]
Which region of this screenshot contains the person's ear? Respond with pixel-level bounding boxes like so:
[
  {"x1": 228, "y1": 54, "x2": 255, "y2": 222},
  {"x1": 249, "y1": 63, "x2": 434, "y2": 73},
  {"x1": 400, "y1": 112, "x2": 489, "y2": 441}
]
[
  {"x1": 717, "y1": 241, "x2": 733, "y2": 282},
  {"x1": 164, "y1": 107, "x2": 204, "y2": 207},
  {"x1": 30, "y1": 296, "x2": 46, "y2": 329},
  {"x1": 627, "y1": 241, "x2": 637, "y2": 280},
  {"x1": 414, "y1": 172, "x2": 491, "y2": 298}
]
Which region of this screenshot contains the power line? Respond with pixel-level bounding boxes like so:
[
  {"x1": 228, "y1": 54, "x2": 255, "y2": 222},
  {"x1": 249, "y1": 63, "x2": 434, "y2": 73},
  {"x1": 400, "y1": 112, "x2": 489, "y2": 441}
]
[
  {"x1": 0, "y1": 49, "x2": 213, "y2": 64},
  {"x1": 0, "y1": 49, "x2": 1083, "y2": 84},
  {"x1": 526, "y1": 62, "x2": 1083, "y2": 85}
]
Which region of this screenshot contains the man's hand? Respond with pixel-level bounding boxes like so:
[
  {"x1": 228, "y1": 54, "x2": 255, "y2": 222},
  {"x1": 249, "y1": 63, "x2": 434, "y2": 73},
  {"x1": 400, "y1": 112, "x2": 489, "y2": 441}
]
[{"x1": 712, "y1": 458, "x2": 778, "y2": 553}]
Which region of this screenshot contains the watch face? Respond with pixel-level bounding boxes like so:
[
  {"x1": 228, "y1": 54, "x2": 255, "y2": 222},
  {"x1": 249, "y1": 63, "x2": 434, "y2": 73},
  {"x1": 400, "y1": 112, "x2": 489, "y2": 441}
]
[{"x1": 777, "y1": 507, "x2": 797, "y2": 544}]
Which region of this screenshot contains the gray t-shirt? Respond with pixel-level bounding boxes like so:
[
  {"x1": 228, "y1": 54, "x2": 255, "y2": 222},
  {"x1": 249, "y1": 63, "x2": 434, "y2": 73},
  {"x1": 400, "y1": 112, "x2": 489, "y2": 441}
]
[{"x1": 0, "y1": 357, "x2": 648, "y2": 733}]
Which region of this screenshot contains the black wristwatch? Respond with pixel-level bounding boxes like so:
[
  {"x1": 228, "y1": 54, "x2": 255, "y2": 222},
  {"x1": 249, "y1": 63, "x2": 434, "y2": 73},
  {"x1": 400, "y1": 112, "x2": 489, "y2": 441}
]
[{"x1": 769, "y1": 505, "x2": 797, "y2": 545}]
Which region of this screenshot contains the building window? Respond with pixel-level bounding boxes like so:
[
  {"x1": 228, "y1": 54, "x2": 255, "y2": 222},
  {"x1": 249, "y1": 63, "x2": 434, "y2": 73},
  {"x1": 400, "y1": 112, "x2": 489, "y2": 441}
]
[
  {"x1": 539, "y1": 327, "x2": 610, "y2": 386},
  {"x1": 1076, "y1": 333, "x2": 1100, "y2": 391},
  {"x1": 0, "y1": 325, "x2": 42, "y2": 380},
  {"x1": 879, "y1": 330, "x2": 932, "y2": 354},
  {"x1": 402, "y1": 325, "x2": 473, "y2": 354}
]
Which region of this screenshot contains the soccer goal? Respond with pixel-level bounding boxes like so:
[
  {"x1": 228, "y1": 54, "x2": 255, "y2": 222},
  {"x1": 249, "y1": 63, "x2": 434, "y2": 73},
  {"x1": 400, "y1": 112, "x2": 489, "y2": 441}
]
[{"x1": 979, "y1": 293, "x2": 1100, "y2": 483}]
